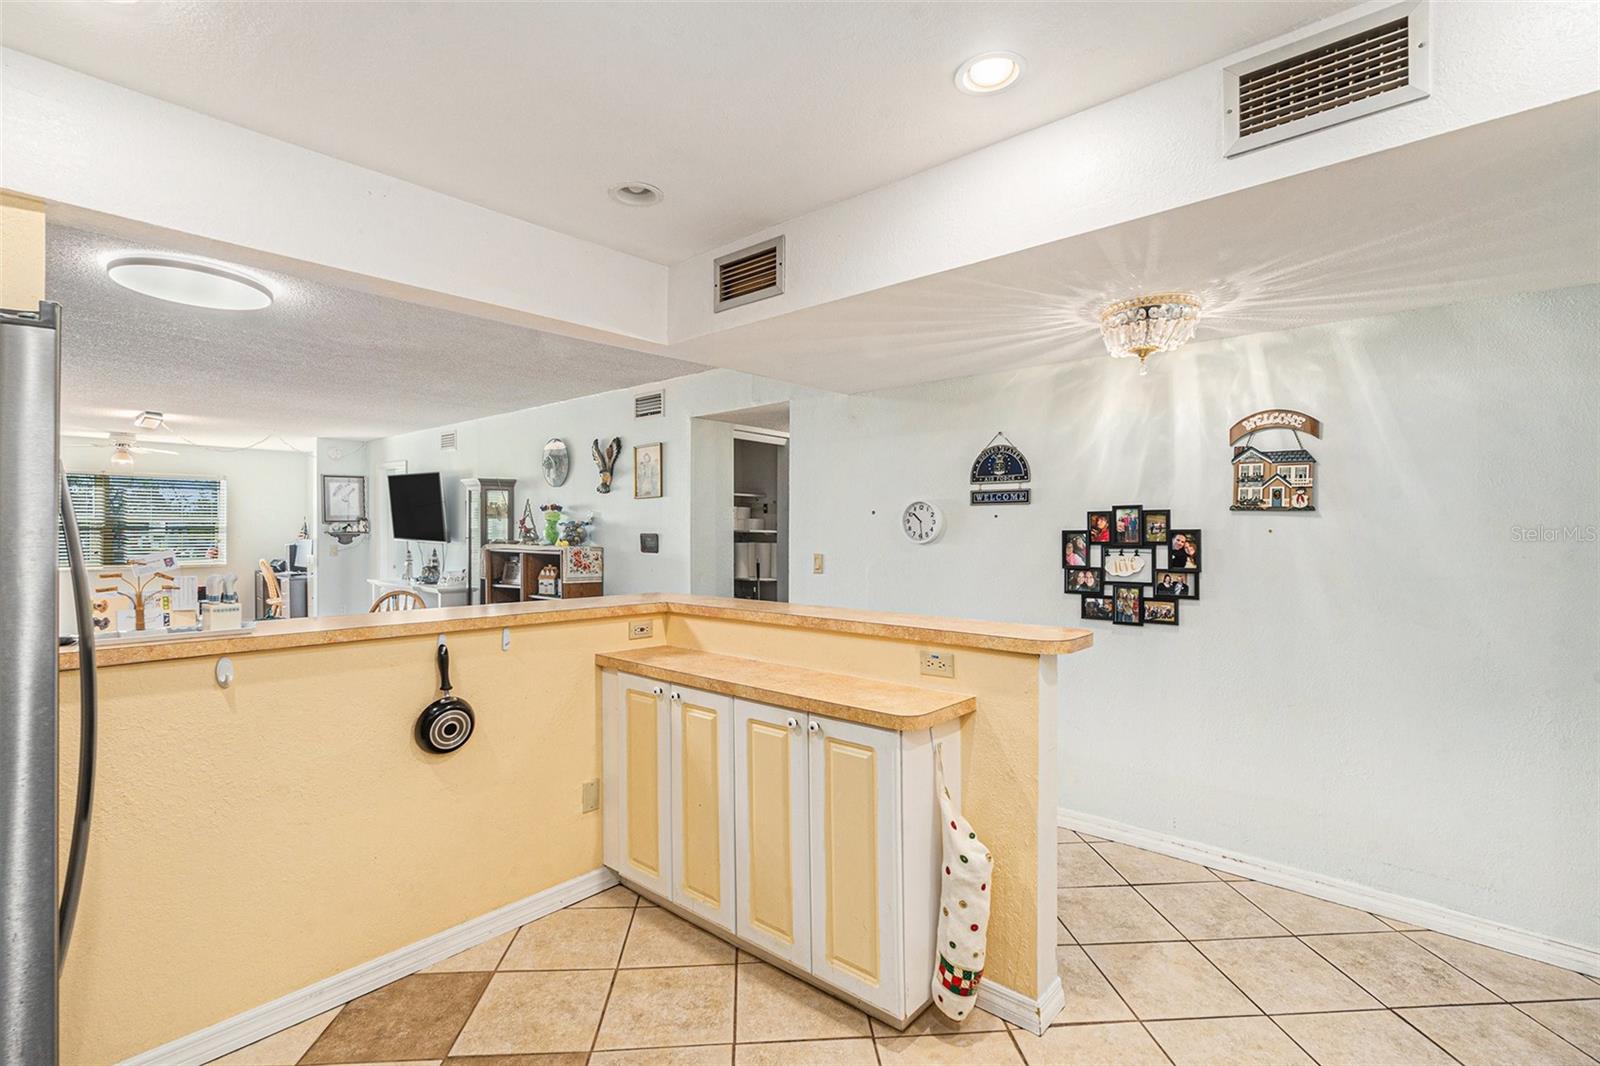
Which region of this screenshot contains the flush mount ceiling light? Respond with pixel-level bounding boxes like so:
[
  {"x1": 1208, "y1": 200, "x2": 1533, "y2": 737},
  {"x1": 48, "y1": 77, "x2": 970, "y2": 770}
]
[
  {"x1": 1099, "y1": 293, "x2": 1203, "y2": 376},
  {"x1": 608, "y1": 182, "x2": 663, "y2": 207},
  {"x1": 106, "y1": 256, "x2": 273, "y2": 311},
  {"x1": 955, "y1": 51, "x2": 1024, "y2": 95}
]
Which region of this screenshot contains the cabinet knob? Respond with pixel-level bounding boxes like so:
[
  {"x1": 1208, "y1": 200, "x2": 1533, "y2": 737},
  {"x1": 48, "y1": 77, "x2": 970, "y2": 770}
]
[
  {"x1": 808, "y1": 720, "x2": 821, "y2": 735},
  {"x1": 669, "y1": 691, "x2": 681, "y2": 702},
  {"x1": 651, "y1": 685, "x2": 664, "y2": 697},
  {"x1": 785, "y1": 716, "x2": 798, "y2": 731}
]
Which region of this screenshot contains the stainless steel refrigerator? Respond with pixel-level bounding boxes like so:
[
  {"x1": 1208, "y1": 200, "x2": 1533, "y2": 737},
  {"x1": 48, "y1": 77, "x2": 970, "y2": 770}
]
[{"x1": 1, "y1": 302, "x2": 99, "y2": 1065}]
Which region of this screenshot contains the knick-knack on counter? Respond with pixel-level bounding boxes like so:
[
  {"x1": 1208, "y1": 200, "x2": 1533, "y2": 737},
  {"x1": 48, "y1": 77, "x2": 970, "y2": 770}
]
[
  {"x1": 518, "y1": 499, "x2": 539, "y2": 543},
  {"x1": 540, "y1": 503, "x2": 563, "y2": 545}
]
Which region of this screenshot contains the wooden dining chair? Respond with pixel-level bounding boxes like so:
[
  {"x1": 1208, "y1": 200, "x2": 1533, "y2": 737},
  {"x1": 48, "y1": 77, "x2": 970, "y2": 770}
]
[
  {"x1": 370, "y1": 589, "x2": 428, "y2": 613},
  {"x1": 258, "y1": 559, "x2": 286, "y2": 619}
]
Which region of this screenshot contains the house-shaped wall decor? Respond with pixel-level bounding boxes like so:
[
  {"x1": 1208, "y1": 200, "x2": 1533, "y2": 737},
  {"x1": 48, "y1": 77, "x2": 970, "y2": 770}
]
[{"x1": 1228, "y1": 409, "x2": 1323, "y2": 512}]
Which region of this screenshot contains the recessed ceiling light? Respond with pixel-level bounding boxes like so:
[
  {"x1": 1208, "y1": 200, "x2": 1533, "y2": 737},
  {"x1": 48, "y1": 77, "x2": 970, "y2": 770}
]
[
  {"x1": 955, "y1": 51, "x2": 1024, "y2": 95},
  {"x1": 608, "y1": 182, "x2": 664, "y2": 207},
  {"x1": 106, "y1": 256, "x2": 273, "y2": 311}
]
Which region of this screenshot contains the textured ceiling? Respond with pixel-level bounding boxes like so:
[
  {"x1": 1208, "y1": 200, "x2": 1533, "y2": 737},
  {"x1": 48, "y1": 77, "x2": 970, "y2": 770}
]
[
  {"x1": 48, "y1": 224, "x2": 707, "y2": 449},
  {"x1": 674, "y1": 97, "x2": 1600, "y2": 394},
  {"x1": 2, "y1": 0, "x2": 1352, "y2": 264}
]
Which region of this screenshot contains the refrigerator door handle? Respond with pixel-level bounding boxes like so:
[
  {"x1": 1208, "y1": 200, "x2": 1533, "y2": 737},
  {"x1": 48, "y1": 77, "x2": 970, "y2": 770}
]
[{"x1": 56, "y1": 466, "x2": 96, "y2": 971}]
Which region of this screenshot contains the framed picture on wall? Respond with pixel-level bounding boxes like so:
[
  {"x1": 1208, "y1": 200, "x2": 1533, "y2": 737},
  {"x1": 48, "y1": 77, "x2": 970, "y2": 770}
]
[
  {"x1": 1143, "y1": 509, "x2": 1171, "y2": 546},
  {"x1": 1111, "y1": 583, "x2": 1144, "y2": 626},
  {"x1": 1152, "y1": 569, "x2": 1199, "y2": 600},
  {"x1": 1081, "y1": 595, "x2": 1114, "y2": 621},
  {"x1": 1168, "y1": 529, "x2": 1202, "y2": 571},
  {"x1": 1065, "y1": 566, "x2": 1104, "y2": 595},
  {"x1": 1061, "y1": 530, "x2": 1090, "y2": 568},
  {"x1": 634, "y1": 442, "x2": 663, "y2": 499},
  {"x1": 1087, "y1": 510, "x2": 1113, "y2": 544},
  {"x1": 1112, "y1": 504, "x2": 1143, "y2": 546},
  {"x1": 322, "y1": 474, "x2": 367, "y2": 524},
  {"x1": 1143, "y1": 598, "x2": 1179, "y2": 625}
]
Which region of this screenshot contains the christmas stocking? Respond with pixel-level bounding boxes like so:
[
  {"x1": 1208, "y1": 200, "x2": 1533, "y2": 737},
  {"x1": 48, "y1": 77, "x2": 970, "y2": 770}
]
[{"x1": 930, "y1": 745, "x2": 992, "y2": 1021}]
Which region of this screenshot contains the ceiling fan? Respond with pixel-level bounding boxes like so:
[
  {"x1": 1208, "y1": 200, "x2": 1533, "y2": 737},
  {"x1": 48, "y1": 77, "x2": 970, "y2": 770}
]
[{"x1": 68, "y1": 433, "x2": 179, "y2": 466}]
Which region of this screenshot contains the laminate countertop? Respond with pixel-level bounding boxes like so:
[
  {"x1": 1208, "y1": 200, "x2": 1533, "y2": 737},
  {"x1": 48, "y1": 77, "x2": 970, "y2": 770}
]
[
  {"x1": 59, "y1": 593, "x2": 1092, "y2": 670},
  {"x1": 597, "y1": 645, "x2": 976, "y2": 731}
]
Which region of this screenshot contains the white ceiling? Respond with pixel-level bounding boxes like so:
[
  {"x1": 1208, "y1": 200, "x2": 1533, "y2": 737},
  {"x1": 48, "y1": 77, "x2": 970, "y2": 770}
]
[
  {"x1": 673, "y1": 97, "x2": 1600, "y2": 393},
  {"x1": 48, "y1": 223, "x2": 706, "y2": 449},
  {"x1": 1, "y1": 0, "x2": 1352, "y2": 264}
]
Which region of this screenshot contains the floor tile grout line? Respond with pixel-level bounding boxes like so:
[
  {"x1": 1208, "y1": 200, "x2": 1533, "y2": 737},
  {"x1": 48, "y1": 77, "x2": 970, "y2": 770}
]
[
  {"x1": 1399, "y1": 927, "x2": 1559, "y2": 1006},
  {"x1": 586, "y1": 895, "x2": 642, "y2": 1059},
  {"x1": 1504, "y1": 999, "x2": 1600, "y2": 1062}
]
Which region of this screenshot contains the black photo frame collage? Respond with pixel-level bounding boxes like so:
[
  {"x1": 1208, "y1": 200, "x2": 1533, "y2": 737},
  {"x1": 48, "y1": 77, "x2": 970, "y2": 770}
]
[{"x1": 1063, "y1": 505, "x2": 1201, "y2": 627}]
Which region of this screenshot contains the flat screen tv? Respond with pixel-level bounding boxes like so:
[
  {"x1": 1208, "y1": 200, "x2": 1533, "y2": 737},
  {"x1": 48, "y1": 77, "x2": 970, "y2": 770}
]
[{"x1": 388, "y1": 472, "x2": 448, "y2": 542}]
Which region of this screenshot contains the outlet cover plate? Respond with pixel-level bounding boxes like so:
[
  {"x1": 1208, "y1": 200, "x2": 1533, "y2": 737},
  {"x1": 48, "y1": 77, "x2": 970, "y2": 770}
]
[
  {"x1": 629, "y1": 620, "x2": 653, "y2": 640},
  {"x1": 920, "y1": 649, "x2": 955, "y2": 679},
  {"x1": 582, "y1": 779, "x2": 600, "y2": 813}
]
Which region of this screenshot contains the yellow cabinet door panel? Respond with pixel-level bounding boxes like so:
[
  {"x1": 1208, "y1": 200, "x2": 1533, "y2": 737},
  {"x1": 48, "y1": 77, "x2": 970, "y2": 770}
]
[
  {"x1": 734, "y1": 700, "x2": 810, "y2": 969},
  {"x1": 670, "y1": 686, "x2": 735, "y2": 932},
  {"x1": 616, "y1": 673, "x2": 671, "y2": 899}
]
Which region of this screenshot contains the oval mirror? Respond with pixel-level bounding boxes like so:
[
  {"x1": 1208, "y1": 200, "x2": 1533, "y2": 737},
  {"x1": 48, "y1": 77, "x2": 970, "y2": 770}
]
[{"x1": 542, "y1": 438, "x2": 570, "y2": 487}]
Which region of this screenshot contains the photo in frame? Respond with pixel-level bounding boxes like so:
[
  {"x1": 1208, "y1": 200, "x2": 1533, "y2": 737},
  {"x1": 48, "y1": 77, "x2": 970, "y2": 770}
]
[
  {"x1": 1065, "y1": 566, "x2": 1104, "y2": 595},
  {"x1": 1143, "y1": 509, "x2": 1171, "y2": 546},
  {"x1": 1111, "y1": 583, "x2": 1144, "y2": 626},
  {"x1": 1061, "y1": 530, "x2": 1090, "y2": 568},
  {"x1": 633, "y1": 442, "x2": 663, "y2": 499},
  {"x1": 1081, "y1": 595, "x2": 1114, "y2": 622},
  {"x1": 1168, "y1": 529, "x2": 1202, "y2": 571},
  {"x1": 1112, "y1": 504, "x2": 1144, "y2": 546},
  {"x1": 1151, "y1": 569, "x2": 1199, "y2": 600},
  {"x1": 1087, "y1": 510, "x2": 1113, "y2": 544},
  {"x1": 1143, "y1": 598, "x2": 1179, "y2": 625}
]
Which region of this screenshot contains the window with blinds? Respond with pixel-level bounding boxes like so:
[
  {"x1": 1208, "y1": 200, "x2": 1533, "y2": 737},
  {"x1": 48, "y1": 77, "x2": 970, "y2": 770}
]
[{"x1": 58, "y1": 474, "x2": 228, "y2": 568}]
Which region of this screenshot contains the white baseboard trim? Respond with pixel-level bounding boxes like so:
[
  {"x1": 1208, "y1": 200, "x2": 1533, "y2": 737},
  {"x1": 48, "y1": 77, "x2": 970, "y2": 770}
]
[
  {"x1": 977, "y1": 974, "x2": 1064, "y2": 1036},
  {"x1": 121, "y1": 866, "x2": 619, "y2": 1066},
  {"x1": 1059, "y1": 808, "x2": 1600, "y2": 978}
]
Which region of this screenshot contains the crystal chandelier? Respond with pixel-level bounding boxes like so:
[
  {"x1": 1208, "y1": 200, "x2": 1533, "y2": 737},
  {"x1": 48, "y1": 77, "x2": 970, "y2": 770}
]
[{"x1": 1099, "y1": 293, "x2": 1202, "y2": 376}]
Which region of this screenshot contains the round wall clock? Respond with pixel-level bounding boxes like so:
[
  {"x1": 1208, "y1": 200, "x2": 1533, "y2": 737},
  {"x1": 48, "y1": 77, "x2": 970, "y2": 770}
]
[{"x1": 901, "y1": 500, "x2": 944, "y2": 544}]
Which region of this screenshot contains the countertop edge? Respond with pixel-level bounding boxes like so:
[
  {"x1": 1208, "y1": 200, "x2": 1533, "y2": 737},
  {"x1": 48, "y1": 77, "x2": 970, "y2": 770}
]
[{"x1": 60, "y1": 594, "x2": 1093, "y2": 670}]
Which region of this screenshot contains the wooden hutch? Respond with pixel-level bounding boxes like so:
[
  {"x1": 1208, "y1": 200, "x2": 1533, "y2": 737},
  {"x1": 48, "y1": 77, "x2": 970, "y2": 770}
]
[{"x1": 482, "y1": 544, "x2": 604, "y2": 603}]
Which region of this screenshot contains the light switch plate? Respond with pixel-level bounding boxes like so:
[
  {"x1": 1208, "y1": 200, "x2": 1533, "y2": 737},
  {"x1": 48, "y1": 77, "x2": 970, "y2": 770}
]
[
  {"x1": 582, "y1": 779, "x2": 600, "y2": 813},
  {"x1": 812, "y1": 553, "x2": 825, "y2": 574},
  {"x1": 629, "y1": 620, "x2": 653, "y2": 640},
  {"x1": 920, "y1": 649, "x2": 956, "y2": 679}
]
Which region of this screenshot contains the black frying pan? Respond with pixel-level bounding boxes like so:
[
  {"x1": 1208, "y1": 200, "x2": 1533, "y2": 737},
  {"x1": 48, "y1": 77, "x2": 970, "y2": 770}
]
[{"x1": 417, "y1": 643, "x2": 474, "y2": 753}]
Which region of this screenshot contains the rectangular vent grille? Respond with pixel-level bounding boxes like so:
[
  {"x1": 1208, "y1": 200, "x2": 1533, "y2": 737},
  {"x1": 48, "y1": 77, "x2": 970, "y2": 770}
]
[
  {"x1": 440, "y1": 430, "x2": 458, "y2": 450},
  {"x1": 713, "y1": 236, "x2": 784, "y2": 312},
  {"x1": 634, "y1": 391, "x2": 665, "y2": 418},
  {"x1": 1225, "y1": 1, "x2": 1428, "y2": 157}
]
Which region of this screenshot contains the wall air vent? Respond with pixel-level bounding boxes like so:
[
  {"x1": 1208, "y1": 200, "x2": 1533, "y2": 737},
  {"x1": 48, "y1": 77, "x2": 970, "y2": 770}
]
[
  {"x1": 634, "y1": 391, "x2": 665, "y2": 418},
  {"x1": 713, "y1": 236, "x2": 784, "y2": 313},
  {"x1": 1224, "y1": 0, "x2": 1429, "y2": 158},
  {"x1": 440, "y1": 430, "x2": 458, "y2": 451}
]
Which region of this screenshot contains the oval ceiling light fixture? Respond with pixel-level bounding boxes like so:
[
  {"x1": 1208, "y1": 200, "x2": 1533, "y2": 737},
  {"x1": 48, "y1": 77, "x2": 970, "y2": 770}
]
[
  {"x1": 106, "y1": 256, "x2": 273, "y2": 311},
  {"x1": 608, "y1": 182, "x2": 664, "y2": 207},
  {"x1": 955, "y1": 51, "x2": 1024, "y2": 95}
]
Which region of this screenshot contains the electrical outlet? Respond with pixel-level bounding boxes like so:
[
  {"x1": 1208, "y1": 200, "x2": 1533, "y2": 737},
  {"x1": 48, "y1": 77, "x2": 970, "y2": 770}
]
[
  {"x1": 812, "y1": 553, "x2": 825, "y2": 574},
  {"x1": 920, "y1": 649, "x2": 956, "y2": 679},
  {"x1": 581, "y1": 779, "x2": 600, "y2": 813},
  {"x1": 629, "y1": 620, "x2": 653, "y2": 640}
]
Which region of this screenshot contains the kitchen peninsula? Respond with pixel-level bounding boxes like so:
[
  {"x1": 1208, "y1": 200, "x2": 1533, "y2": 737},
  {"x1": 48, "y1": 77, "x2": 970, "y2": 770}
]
[{"x1": 57, "y1": 595, "x2": 1089, "y2": 1064}]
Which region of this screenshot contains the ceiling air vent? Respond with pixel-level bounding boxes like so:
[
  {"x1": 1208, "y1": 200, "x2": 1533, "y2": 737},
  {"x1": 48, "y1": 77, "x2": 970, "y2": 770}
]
[
  {"x1": 1224, "y1": 0, "x2": 1429, "y2": 158},
  {"x1": 713, "y1": 236, "x2": 784, "y2": 313},
  {"x1": 440, "y1": 430, "x2": 458, "y2": 451},
  {"x1": 634, "y1": 391, "x2": 665, "y2": 418}
]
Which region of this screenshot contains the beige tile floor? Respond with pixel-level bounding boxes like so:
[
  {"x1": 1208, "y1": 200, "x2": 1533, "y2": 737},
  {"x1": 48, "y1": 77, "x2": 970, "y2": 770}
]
[{"x1": 212, "y1": 836, "x2": 1600, "y2": 1065}]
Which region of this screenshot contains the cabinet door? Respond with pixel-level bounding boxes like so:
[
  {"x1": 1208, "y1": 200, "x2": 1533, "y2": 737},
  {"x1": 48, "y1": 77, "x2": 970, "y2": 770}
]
[
  {"x1": 669, "y1": 684, "x2": 736, "y2": 932},
  {"x1": 808, "y1": 717, "x2": 903, "y2": 1016},
  {"x1": 733, "y1": 700, "x2": 810, "y2": 969},
  {"x1": 615, "y1": 673, "x2": 672, "y2": 899}
]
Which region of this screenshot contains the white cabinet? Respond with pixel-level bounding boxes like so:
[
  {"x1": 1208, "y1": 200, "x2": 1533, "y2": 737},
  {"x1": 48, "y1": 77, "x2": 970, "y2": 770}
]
[
  {"x1": 733, "y1": 700, "x2": 811, "y2": 969},
  {"x1": 603, "y1": 667, "x2": 961, "y2": 1026},
  {"x1": 603, "y1": 672, "x2": 672, "y2": 900},
  {"x1": 669, "y1": 684, "x2": 736, "y2": 933}
]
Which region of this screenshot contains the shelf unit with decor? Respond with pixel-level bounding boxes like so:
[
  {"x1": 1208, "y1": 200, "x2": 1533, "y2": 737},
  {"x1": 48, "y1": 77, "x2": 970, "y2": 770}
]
[
  {"x1": 733, "y1": 489, "x2": 781, "y2": 601},
  {"x1": 483, "y1": 544, "x2": 603, "y2": 603}
]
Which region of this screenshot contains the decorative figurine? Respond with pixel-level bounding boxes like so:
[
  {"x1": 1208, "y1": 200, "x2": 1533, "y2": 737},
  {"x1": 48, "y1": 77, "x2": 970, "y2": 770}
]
[
  {"x1": 592, "y1": 437, "x2": 621, "y2": 493},
  {"x1": 518, "y1": 499, "x2": 539, "y2": 543},
  {"x1": 420, "y1": 549, "x2": 441, "y2": 585}
]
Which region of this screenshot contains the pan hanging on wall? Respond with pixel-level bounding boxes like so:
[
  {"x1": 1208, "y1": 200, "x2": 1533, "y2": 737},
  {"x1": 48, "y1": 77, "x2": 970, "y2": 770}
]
[{"x1": 417, "y1": 642, "x2": 474, "y2": 753}]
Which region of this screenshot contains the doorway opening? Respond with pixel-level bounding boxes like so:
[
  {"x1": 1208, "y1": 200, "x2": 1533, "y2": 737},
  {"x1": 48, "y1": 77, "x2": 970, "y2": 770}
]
[{"x1": 692, "y1": 402, "x2": 789, "y2": 601}]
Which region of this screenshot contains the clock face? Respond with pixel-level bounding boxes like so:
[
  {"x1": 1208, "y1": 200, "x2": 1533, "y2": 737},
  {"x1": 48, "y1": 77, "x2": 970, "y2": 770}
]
[{"x1": 902, "y1": 500, "x2": 944, "y2": 544}]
